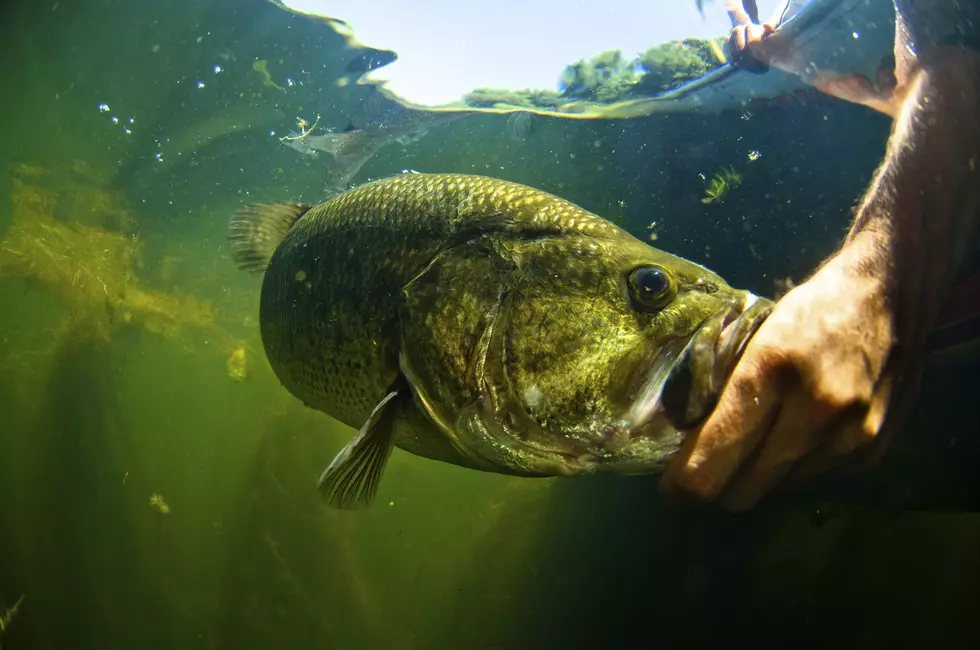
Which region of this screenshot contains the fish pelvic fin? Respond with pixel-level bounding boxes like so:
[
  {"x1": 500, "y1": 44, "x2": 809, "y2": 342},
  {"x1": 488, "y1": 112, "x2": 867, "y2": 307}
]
[
  {"x1": 227, "y1": 202, "x2": 312, "y2": 273},
  {"x1": 317, "y1": 378, "x2": 407, "y2": 509}
]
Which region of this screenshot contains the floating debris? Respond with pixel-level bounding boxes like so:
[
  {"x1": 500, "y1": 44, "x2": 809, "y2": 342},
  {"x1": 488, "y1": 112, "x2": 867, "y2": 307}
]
[
  {"x1": 773, "y1": 275, "x2": 797, "y2": 300},
  {"x1": 647, "y1": 220, "x2": 659, "y2": 241},
  {"x1": 280, "y1": 114, "x2": 320, "y2": 142},
  {"x1": 226, "y1": 343, "x2": 248, "y2": 382},
  {"x1": 0, "y1": 594, "x2": 24, "y2": 642},
  {"x1": 149, "y1": 493, "x2": 170, "y2": 514}
]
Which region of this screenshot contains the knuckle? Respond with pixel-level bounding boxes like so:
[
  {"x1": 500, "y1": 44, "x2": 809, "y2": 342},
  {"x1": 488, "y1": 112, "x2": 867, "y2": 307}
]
[
  {"x1": 811, "y1": 383, "x2": 865, "y2": 414},
  {"x1": 751, "y1": 338, "x2": 798, "y2": 373}
]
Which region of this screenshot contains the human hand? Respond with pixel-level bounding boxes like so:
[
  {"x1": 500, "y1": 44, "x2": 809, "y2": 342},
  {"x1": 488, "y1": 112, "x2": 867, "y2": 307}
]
[
  {"x1": 727, "y1": 22, "x2": 775, "y2": 72},
  {"x1": 659, "y1": 238, "x2": 919, "y2": 511},
  {"x1": 833, "y1": 2, "x2": 980, "y2": 118}
]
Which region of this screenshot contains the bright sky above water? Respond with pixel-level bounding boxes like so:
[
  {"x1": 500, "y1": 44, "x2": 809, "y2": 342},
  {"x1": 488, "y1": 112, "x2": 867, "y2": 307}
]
[{"x1": 281, "y1": 0, "x2": 784, "y2": 106}]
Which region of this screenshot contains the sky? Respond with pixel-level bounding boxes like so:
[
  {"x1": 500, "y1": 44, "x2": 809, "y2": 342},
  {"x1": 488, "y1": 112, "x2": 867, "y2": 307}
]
[{"x1": 281, "y1": 0, "x2": 785, "y2": 105}]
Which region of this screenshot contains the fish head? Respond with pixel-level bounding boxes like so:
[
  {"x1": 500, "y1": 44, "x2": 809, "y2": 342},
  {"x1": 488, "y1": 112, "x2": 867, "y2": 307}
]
[{"x1": 401, "y1": 230, "x2": 772, "y2": 477}]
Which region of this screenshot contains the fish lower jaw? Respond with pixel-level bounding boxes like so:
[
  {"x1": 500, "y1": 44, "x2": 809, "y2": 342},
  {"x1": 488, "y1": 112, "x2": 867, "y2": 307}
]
[
  {"x1": 509, "y1": 426, "x2": 685, "y2": 477},
  {"x1": 556, "y1": 444, "x2": 682, "y2": 476}
]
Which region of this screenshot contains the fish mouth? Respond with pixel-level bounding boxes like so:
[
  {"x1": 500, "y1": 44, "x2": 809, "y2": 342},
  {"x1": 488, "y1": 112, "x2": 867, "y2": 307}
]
[
  {"x1": 661, "y1": 291, "x2": 774, "y2": 429},
  {"x1": 629, "y1": 291, "x2": 774, "y2": 435}
]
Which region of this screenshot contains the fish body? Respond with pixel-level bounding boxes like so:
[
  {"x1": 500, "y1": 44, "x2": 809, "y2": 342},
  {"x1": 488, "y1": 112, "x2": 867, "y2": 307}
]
[{"x1": 229, "y1": 173, "x2": 770, "y2": 508}]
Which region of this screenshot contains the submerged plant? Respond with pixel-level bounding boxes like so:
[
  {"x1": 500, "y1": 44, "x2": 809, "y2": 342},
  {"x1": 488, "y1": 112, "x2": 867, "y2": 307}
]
[
  {"x1": 701, "y1": 166, "x2": 744, "y2": 204},
  {"x1": 0, "y1": 594, "x2": 24, "y2": 643},
  {"x1": 1, "y1": 164, "x2": 223, "y2": 343},
  {"x1": 149, "y1": 493, "x2": 170, "y2": 514}
]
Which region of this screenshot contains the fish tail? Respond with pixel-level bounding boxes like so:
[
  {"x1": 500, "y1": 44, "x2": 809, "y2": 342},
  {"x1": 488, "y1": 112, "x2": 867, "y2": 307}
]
[{"x1": 227, "y1": 202, "x2": 312, "y2": 273}]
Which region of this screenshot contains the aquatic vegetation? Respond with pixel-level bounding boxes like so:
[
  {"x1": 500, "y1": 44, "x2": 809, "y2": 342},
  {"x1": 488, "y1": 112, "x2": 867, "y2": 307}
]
[
  {"x1": 252, "y1": 59, "x2": 285, "y2": 90},
  {"x1": 148, "y1": 493, "x2": 170, "y2": 514},
  {"x1": 226, "y1": 343, "x2": 248, "y2": 382},
  {"x1": 0, "y1": 164, "x2": 224, "y2": 344},
  {"x1": 0, "y1": 594, "x2": 24, "y2": 644},
  {"x1": 701, "y1": 166, "x2": 744, "y2": 204}
]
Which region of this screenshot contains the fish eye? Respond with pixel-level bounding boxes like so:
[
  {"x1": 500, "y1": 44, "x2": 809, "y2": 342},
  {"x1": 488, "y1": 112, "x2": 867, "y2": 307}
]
[{"x1": 627, "y1": 264, "x2": 676, "y2": 311}]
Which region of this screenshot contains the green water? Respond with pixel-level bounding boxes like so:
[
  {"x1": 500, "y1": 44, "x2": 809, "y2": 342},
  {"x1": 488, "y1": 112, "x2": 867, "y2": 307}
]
[{"x1": 1, "y1": 0, "x2": 979, "y2": 648}]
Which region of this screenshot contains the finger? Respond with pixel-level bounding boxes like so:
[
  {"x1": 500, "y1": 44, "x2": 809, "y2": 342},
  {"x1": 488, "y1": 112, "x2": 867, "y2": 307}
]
[
  {"x1": 659, "y1": 425, "x2": 709, "y2": 507},
  {"x1": 853, "y1": 355, "x2": 923, "y2": 472},
  {"x1": 718, "y1": 388, "x2": 839, "y2": 511},
  {"x1": 746, "y1": 23, "x2": 773, "y2": 61},
  {"x1": 660, "y1": 353, "x2": 784, "y2": 503},
  {"x1": 790, "y1": 413, "x2": 869, "y2": 480},
  {"x1": 735, "y1": 25, "x2": 749, "y2": 53},
  {"x1": 730, "y1": 24, "x2": 771, "y2": 72},
  {"x1": 792, "y1": 371, "x2": 897, "y2": 479},
  {"x1": 727, "y1": 26, "x2": 747, "y2": 61}
]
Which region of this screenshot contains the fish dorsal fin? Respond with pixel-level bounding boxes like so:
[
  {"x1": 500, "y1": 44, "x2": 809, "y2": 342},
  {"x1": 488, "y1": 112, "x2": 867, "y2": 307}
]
[
  {"x1": 228, "y1": 202, "x2": 312, "y2": 273},
  {"x1": 317, "y1": 378, "x2": 407, "y2": 509}
]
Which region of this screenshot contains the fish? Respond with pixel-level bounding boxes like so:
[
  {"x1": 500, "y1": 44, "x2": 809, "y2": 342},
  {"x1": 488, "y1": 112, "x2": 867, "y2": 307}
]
[
  {"x1": 282, "y1": 87, "x2": 467, "y2": 192},
  {"x1": 228, "y1": 173, "x2": 772, "y2": 509}
]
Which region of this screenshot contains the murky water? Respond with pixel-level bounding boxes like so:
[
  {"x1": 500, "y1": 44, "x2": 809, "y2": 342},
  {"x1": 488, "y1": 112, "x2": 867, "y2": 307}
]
[{"x1": 1, "y1": 1, "x2": 979, "y2": 648}]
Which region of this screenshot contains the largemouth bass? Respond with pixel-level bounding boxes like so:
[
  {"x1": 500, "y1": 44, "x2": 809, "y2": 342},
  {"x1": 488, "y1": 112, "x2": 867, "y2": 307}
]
[{"x1": 229, "y1": 173, "x2": 771, "y2": 508}]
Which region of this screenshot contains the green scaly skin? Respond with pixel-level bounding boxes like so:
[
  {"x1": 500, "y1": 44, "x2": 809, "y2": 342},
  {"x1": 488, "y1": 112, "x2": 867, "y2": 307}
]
[{"x1": 259, "y1": 173, "x2": 766, "y2": 477}]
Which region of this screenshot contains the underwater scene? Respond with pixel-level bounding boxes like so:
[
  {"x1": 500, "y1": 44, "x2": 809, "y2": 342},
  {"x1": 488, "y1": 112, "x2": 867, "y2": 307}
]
[{"x1": 1, "y1": 0, "x2": 979, "y2": 648}]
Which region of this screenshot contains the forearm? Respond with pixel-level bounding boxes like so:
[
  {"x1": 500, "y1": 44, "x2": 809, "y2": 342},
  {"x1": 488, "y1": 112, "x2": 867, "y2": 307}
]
[{"x1": 843, "y1": 50, "x2": 980, "y2": 351}]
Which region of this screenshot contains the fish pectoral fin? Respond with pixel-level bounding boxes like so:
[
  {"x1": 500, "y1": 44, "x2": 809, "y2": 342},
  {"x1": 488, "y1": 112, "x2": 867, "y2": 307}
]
[
  {"x1": 317, "y1": 380, "x2": 406, "y2": 509},
  {"x1": 228, "y1": 202, "x2": 312, "y2": 273}
]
